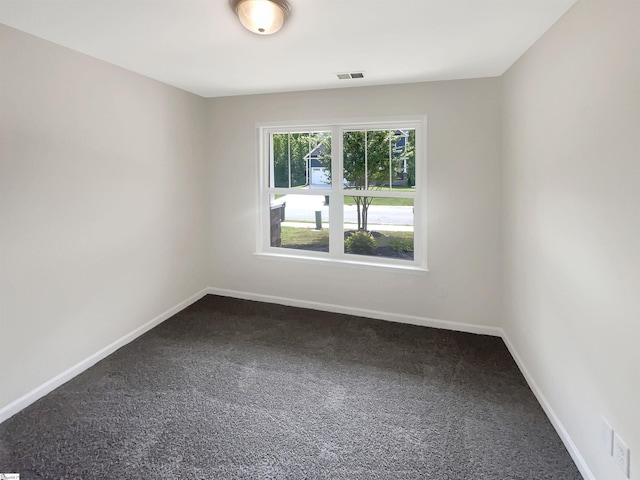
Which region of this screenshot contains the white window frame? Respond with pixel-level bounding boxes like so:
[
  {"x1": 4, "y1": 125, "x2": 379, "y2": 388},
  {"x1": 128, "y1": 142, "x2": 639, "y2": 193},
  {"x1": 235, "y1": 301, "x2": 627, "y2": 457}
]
[{"x1": 256, "y1": 116, "x2": 428, "y2": 272}]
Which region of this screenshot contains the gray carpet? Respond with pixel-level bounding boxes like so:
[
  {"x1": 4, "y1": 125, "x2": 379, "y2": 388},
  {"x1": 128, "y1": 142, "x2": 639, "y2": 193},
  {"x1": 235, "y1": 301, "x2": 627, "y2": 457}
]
[{"x1": 0, "y1": 295, "x2": 581, "y2": 479}]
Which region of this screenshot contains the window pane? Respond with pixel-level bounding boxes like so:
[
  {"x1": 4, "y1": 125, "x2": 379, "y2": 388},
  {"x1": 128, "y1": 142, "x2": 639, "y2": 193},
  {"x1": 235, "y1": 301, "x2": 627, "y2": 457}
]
[
  {"x1": 343, "y1": 196, "x2": 414, "y2": 260},
  {"x1": 271, "y1": 131, "x2": 332, "y2": 189},
  {"x1": 343, "y1": 130, "x2": 366, "y2": 189},
  {"x1": 343, "y1": 129, "x2": 416, "y2": 191},
  {"x1": 308, "y1": 131, "x2": 331, "y2": 190},
  {"x1": 289, "y1": 132, "x2": 308, "y2": 188},
  {"x1": 391, "y1": 128, "x2": 415, "y2": 190},
  {"x1": 271, "y1": 133, "x2": 290, "y2": 188},
  {"x1": 364, "y1": 130, "x2": 394, "y2": 191},
  {"x1": 270, "y1": 194, "x2": 329, "y2": 252}
]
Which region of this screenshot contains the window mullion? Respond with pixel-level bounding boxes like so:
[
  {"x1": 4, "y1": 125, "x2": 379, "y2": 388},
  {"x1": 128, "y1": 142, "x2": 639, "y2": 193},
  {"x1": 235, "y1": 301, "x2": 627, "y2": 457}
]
[
  {"x1": 364, "y1": 130, "x2": 368, "y2": 190},
  {"x1": 328, "y1": 126, "x2": 343, "y2": 257},
  {"x1": 307, "y1": 132, "x2": 311, "y2": 186},
  {"x1": 389, "y1": 134, "x2": 393, "y2": 191},
  {"x1": 268, "y1": 133, "x2": 275, "y2": 188},
  {"x1": 287, "y1": 133, "x2": 291, "y2": 189}
]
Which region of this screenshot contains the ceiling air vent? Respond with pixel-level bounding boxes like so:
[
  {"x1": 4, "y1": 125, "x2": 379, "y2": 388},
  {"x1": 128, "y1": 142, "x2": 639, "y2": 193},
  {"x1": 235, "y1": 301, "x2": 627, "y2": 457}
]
[{"x1": 336, "y1": 72, "x2": 365, "y2": 80}]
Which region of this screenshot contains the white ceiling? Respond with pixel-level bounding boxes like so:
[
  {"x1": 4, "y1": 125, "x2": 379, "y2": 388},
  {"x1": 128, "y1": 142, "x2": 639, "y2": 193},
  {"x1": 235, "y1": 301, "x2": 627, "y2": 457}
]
[{"x1": 0, "y1": 0, "x2": 576, "y2": 98}]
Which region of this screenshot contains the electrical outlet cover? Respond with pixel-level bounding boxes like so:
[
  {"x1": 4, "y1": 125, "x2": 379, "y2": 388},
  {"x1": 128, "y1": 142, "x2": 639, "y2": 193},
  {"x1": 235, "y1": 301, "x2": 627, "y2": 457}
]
[{"x1": 613, "y1": 432, "x2": 630, "y2": 478}]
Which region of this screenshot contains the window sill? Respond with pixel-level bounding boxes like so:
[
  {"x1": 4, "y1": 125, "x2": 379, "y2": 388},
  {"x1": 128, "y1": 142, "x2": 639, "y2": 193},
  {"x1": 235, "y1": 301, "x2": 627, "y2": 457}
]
[{"x1": 254, "y1": 251, "x2": 429, "y2": 274}]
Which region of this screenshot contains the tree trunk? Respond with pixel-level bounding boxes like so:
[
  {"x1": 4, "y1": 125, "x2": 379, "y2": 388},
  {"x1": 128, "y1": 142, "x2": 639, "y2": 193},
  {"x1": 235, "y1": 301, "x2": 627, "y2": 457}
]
[
  {"x1": 362, "y1": 198, "x2": 372, "y2": 232},
  {"x1": 362, "y1": 204, "x2": 368, "y2": 231}
]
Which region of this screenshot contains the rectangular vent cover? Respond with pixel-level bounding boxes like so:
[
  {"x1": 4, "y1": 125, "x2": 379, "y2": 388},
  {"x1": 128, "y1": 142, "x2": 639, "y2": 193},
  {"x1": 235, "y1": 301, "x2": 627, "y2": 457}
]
[{"x1": 336, "y1": 72, "x2": 365, "y2": 80}]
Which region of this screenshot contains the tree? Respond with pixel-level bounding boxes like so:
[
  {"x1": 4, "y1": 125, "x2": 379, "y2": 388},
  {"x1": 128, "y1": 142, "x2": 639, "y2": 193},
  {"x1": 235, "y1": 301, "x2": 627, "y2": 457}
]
[
  {"x1": 272, "y1": 133, "x2": 305, "y2": 187},
  {"x1": 342, "y1": 130, "x2": 410, "y2": 231},
  {"x1": 404, "y1": 129, "x2": 416, "y2": 187},
  {"x1": 272, "y1": 132, "x2": 330, "y2": 188}
]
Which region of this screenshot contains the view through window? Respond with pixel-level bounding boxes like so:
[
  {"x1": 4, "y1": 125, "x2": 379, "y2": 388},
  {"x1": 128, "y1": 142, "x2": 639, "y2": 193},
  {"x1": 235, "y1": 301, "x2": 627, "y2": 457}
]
[{"x1": 260, "y1": 119, "x2": 425, "y2": 269}]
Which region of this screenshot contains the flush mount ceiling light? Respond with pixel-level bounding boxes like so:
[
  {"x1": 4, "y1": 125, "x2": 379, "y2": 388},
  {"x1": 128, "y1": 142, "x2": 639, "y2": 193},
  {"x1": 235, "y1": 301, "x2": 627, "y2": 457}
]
[{"x1": 230, "y1": 0, "x2": 291, "y2": 35}]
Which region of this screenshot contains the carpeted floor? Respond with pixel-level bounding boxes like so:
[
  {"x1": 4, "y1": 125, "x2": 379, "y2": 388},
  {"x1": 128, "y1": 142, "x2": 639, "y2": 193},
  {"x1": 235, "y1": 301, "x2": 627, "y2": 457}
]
[{"x1": 0, "y1": 295, "x2": 581, "y2": 479}]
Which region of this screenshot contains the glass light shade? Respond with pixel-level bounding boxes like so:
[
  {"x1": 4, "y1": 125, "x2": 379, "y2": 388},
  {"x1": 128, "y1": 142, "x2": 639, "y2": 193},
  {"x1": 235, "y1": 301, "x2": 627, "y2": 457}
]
[{"x1": 235, "y1": 0, "x2": 287, "y2": 35}]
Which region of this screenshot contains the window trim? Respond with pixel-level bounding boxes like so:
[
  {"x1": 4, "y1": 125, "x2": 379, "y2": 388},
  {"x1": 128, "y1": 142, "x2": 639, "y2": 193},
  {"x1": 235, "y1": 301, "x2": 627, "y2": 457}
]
[{"x1": 256, "y1": 115, "x2": 428, "y2": 271}]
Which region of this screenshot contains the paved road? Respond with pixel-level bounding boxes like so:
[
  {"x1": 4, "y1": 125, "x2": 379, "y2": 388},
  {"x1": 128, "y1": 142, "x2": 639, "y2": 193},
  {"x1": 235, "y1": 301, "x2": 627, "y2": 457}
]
[
  {"x1": 276, "y1": 194, "x2": 413, "y2": 226},
  {"x1": 281, "y1": 221, "x2": 413, "y2": 232}
]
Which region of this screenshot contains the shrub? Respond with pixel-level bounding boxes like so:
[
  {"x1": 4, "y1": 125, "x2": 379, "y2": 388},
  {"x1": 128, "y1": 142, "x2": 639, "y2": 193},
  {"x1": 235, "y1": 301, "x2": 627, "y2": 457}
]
[
  {"x1": 345, "y1": 231, "x2": 377, "y2": 255},
  {"x1": 389, "y1": 237, "x2": 413, "y2": 253}
]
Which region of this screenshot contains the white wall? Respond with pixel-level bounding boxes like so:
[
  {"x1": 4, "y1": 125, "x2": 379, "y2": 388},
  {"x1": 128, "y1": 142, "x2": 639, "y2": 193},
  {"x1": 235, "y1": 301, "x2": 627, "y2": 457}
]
[
  {"x1": 206, "y1": 80, "x2": 503, "y2": 329},
  {"x1": 0, "y1": 25, "x2": 210, "y2": 412},
  {"x1": 502, "y1": 2, "x2": 640, "y2": 479}
]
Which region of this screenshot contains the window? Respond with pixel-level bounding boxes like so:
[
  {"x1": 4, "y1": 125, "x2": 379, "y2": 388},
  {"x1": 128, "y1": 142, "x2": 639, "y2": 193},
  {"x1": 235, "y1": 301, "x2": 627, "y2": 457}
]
[{"x1": 257, "y1": 117, "x2": 426, "y2": 270}]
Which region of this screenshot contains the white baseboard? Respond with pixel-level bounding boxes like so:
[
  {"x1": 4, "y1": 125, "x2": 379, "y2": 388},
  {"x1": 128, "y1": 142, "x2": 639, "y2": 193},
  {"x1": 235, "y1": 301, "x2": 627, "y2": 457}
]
[
  {"x1": 501, "y1": 332, "x2": 594, "y2": 480},
  {"x1": 0, "y1": 287, "x2": 209, "y2": 424},
  {"x1": 205, "y1": 287, "x2": 502, "y2": 337}
]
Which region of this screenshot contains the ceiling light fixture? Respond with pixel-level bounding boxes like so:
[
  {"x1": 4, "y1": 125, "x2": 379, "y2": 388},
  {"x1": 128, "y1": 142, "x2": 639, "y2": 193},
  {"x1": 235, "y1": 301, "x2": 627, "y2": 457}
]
[{"x1": 230, "y1": 0, "x2": 291, "y2": 35}]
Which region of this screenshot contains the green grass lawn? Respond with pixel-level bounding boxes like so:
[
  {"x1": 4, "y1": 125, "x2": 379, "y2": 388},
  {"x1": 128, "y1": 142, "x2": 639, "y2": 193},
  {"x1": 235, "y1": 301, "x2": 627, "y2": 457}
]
[
  {"x1": 281, "y1": 226, "x2": 329, "y2": 248},
  {"x1": 366, "y1": 230, "x2": 414, "y2": 250},
  {"x1": 343, "y1": 187, "x2": 414, "y2": 206},
  {"x1": 280, "y1": 226, "x2": 413, "y2": 258},
  {"x1": 342, "y1": 196, "x2": 413, "y2": 207}
]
